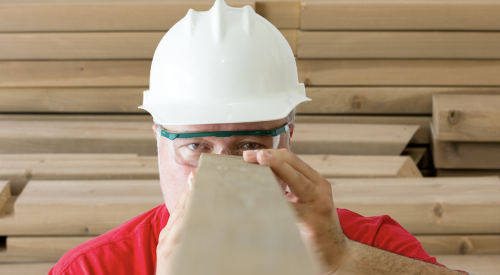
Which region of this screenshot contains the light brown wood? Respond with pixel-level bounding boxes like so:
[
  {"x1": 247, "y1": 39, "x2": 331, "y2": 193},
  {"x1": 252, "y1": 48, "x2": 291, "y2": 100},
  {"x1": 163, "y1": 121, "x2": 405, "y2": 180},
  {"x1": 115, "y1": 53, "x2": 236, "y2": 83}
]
[
  {"x1": 0, "y1": 236, "x2": 94, "y2": 263},
  {"x1": 416, "y1": 235, "x2": 500, "y2": 255},
  {"x1": 0, "y1": 263, "x2": 55, "y2": 275},
  {"x1": 298, "y1": 155, "x2": 422, "y2": 178},
  {"x1": 0, "y1": 180, "x2": 163, "y2": 236},
  {"x1": 0, "y1": 1, "x2": 254, "y2": 32},
  {"x1": 295, "y1": 115, "x2": 431, "y2": 144},
  {"x1": 297, "y1": 60, "x2": 500, "y2": 86},
  {"x1": 297, "y1": 87, "x2": 500, "y2": 115},
  {"x1": 434, "y1": 255, "x2": 500, "y2": 275},
  {"x1": 255, "y1": 1, "x2": 300, "y2": 29},
  {"x1": 402, "y1": 147, "x2": 427, "y2": 165},
  {"x1": 280, "y1": 29, "x2": 297, "y2": 55},
  {"x1": 0, "y1": 181, "x2": 10, "y2": 211},
  {"x1": 0, "y1": 88, "x2": 146, "y2": 113},
  {"x1": 300, "y1": 1, "x2": 500, "y2": 31},
  {"x1": 431, "y1": 123, "x2": 500, "y2": 169},
  {"x1": 298, "y1": 31, "x2": 500, "y2": 59},
  {"x1": 0, "y1": 114, "x2": 152, "y2": 122},
  {"x1": 292, "y1": 123, "x2": 419, "y2": 155},
  {"x1": 329, "y1": 176, "x2": 500, "y2": 234},
  {"x1": 173, "y1": 154, "x2": 315, "y2": 275},
  {"x1": 437, "y1": 169, "x2": 500, "y2": 178},
  {"x1": 433, "y1": 94, "x2": 500, "y2": 142}
]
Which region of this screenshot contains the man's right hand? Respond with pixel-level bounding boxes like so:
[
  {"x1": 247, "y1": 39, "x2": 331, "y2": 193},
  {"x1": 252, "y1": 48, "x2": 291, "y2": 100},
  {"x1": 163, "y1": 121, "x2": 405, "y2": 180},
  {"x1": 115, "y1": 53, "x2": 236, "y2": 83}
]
[{"x1": 156, "y1": 172, "x2": 195, "y2": 275}]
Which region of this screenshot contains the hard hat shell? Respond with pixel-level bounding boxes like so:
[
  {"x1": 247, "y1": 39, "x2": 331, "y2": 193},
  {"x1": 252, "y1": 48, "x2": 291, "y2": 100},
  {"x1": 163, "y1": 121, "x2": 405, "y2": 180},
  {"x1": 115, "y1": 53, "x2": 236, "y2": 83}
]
[{"x1": 139, "y1": 0, "x2": 310, "y2": 125}]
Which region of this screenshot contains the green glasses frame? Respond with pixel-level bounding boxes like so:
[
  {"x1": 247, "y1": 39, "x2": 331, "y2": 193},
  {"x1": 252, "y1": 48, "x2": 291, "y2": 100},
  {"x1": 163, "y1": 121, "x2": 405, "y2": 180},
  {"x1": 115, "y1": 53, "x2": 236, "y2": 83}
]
[{"x1": 161, "y1": 124, "x2": 289, "y2": 140}]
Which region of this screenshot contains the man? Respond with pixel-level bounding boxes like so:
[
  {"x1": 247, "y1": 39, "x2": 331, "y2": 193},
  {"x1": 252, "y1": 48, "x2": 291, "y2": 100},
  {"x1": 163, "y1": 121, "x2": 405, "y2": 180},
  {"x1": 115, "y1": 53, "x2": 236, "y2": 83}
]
[{"x1": 50, "y1": 1, "x2": 465, "y2": 274}]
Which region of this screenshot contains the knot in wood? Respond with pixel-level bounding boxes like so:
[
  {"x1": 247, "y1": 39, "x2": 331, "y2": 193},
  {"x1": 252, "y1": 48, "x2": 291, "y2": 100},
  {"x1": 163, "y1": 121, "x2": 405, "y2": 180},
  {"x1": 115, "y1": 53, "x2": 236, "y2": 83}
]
[
  {"x1": 433, "y1": 203, "x2": 444, "y2": 218},
  {"x1": 458, "y1": 237, "x2": 473, "y2": 254},
  {"x1": 352, "y1": 96, "x2": 362, "y2": 110},
  {"x1": 304, "y1": 78, "x2": 312, "y2": 86},
  {"x1": 447, "y1": 109, "x2": 461, "y2": 125}
]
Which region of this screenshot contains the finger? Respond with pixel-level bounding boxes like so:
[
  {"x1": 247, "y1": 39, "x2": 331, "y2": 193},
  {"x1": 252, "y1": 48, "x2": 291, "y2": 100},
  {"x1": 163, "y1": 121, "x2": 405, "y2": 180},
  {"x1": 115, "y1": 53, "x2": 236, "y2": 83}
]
[
  {"x1": 271, "y1": 149, "x2": 325, "y2": 185},
  {"x1": 256, "y1": 150, "x2": 317, "y2": 201},
  {"x1": 243, "y1": 150, "x2": 259, "y2": 163}
]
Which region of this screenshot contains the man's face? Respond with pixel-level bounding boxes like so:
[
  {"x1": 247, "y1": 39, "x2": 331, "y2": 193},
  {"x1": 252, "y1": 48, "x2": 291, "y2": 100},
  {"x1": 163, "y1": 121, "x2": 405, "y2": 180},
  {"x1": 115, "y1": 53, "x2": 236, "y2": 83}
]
[{"x1": 152, "y1": 118, "x2": 293, "y2": 212}]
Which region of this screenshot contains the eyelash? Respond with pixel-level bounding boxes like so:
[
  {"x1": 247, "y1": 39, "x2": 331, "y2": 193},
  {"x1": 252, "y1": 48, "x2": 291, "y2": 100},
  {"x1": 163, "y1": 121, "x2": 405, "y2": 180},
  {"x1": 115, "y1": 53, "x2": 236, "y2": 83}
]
[{"x1": 186, "y1": 142, "x2": 264, "y2": 150}]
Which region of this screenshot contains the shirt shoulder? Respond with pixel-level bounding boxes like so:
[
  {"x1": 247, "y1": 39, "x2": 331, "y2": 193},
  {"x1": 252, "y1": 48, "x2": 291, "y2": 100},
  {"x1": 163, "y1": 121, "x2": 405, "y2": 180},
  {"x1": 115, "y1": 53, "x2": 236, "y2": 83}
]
[
  {"x1": 336, "y1": 208, "x2": 443, "y2": 266},
  {"x1": 49, "y1": 204, "x2": 170, "y2": 275}
]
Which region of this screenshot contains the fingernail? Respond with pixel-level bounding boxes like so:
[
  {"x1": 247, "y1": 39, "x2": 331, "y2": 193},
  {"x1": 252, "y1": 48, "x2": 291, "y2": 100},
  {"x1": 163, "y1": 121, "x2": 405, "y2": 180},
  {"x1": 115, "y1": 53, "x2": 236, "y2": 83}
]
[
  {"x1": 187, "y1": 172, "x2": 193, "y2": 191},
  {"x1": 244, "y1": 150, "x2": 257, "y2": 157},
  {"x1": 260, "y1": 150, "x2": 272, "y2": 159}
]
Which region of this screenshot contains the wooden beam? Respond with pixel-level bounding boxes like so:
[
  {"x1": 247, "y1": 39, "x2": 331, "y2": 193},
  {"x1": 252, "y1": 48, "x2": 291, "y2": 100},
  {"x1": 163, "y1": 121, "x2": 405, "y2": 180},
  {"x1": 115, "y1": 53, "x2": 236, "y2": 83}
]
[
  {"x1": 300, "y1": 1, "x2": 500, "y2": 31},
  {"x1": 433, "y1": 94, "x2": 500, "y2": 142},
  {"x1": 297, "y1": 87, "x2": 500, "y2": 115},
  {"x1": 0, "y1": 182, "x2": 11, "y2": 211},
  {"x1": 292, "y1": 123, "x2": 419, "y2": 155},
  {"x1": 299, "y1": 155, "x2": 422, "y2": 178},
  {"x1": 0, "y1": 180, "x2": 163, "y2": 236},
  {"x1": 416, "y1": 235, "x2": 500, "y2": 255},
  {"x1": 329, "y1": 176, "x2": 500, "y2": 234},
  {"x1": 298, "y1": 31, "x2": 500, "y2": 59},
  {"x1": 0, "y1": 30, "x2": 296, "y2": 60},
  {"x1": 402, "y1": 147, "x2": 427, "y2": 165},
  {"x1": 0, "y1": 1, "x2": 254, "y2": 32},
  {"x1": 297, "y1": 60, "x2": 500, "y2": 86},
  {"x1": 431, "y1": 123, "x2": 500, "y2": 169},
  {"x1": 295, "y1": 115, "x2": 431, "y2": 144},
  {"x1": 172, "y1": 154, "x2": 315, "y2": 275},
  {"x1": 0, "y1": 263, "x2": 55, "y2": 275},
  {"x1": 255, "y1": 1, "x2": 300, "y2": 29},
  {"x1": 437, "y1": 169, "x2": 500, "y2": 178},
  {"x1": 0, "y1": 114, "x2": 152, "y2": 122},
  {"x1": 434, "y1": 255, "x2": 500, "y2": 275}
]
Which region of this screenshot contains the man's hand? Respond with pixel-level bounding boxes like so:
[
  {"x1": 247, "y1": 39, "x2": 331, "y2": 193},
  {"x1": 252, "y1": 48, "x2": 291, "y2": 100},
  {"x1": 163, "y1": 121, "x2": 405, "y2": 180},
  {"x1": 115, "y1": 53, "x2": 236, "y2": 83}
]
[
  {"x1": 243, "y1": 149, "x2": 348, "y2": 273},
  {"x1": 156, "y1": 172, "x2": 195, "y2": 275}
]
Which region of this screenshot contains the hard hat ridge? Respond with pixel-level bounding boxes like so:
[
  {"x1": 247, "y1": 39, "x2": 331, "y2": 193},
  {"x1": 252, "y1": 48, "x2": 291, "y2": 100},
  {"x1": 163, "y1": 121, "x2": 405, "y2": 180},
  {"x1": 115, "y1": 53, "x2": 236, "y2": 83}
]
[
  {"x1": 242, "y1": 5, "x2": 257, "y2": 35},
  {"x1": 211, "y1": 0, "x2": 227, "y2": 43},
  {"x1": 185, "y1": 9, "x2": 196, "y2": 36}
]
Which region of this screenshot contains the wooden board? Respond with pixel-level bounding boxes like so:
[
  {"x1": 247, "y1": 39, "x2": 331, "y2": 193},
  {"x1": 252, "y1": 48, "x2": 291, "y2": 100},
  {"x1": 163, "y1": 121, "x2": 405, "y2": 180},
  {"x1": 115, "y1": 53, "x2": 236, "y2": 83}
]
[
  {"x1": 0, "y1": 263, "x2": 55, "y2": 275},
  {"x1": 0, "y1": 30, "x2": 296, "y2": 60},
  {"x1": 173, "y1": 154, "x2": 315, "y2": 275},
  {"x1": 402, "y1": 147, "x2": 427, "y2": 165},
  {"x1": 0, "y1": 180, "x2": 163, "y2": 236},
  {"x1": 0, "y1": 114, "x2": 152, "y2": 122},
  {"x1": 297, "y1": 87, "x2": 500, "y2": 115},
  {"x1": 0, "y1": 88, "x2": 146, "y2": 113},
  {"x1": 437, "y1": 169, "x2": 500, "y2": 178},
  {"x1": 300, "y1": 1, "x2": 500, "y2": 31},
  {"x1": 0, "y1": 182, "x2": 10, "y2": 211},
  {"x1": 295, "y1": 115, "x2": 431, "y2": 144},
  {"x1": 298, "y1": 155, "x2": 422, "y2": 178},
  {"x1": 0, "y1": 1, "x2": 254, "y2": 32},
  {"x1": 298, "y1": 31, "x2": 500, "y2": 59},
  {"x1": 416, "y1": 235, "x2": 500, "y2": 255},
  {"x1": 296, "y1": 60, "x2": 500, "y2": 86},
  {"x1": 431, "y1": 123, "x2": 500, "y2": 169},
  {"x1": 291, "y1": 123, "x2": 419, "y2": 155},
  {"x1": 255, "y1": 1, "x2": 300, "y2": 29},
  {"x1": 434, "y1": 255, "x2": 500, "y2": 275},
  {"x1": 329, "y1": 176, "x2": 500, "y2": 234},
  {"x1": 433, "y1": 94, "x2": 500, "y2": 142}
]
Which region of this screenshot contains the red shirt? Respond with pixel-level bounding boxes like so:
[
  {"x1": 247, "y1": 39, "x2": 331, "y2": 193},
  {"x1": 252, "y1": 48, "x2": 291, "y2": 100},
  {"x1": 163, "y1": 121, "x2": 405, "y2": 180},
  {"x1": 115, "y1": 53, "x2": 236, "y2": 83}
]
[{"x1": 49, "y1": 205, "x2": 444, "y2": 274}]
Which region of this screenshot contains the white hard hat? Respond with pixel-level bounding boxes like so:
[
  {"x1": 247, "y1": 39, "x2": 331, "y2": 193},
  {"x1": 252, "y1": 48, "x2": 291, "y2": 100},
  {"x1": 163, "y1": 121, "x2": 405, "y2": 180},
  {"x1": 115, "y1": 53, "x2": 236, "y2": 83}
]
[{"x1": 139, "y1": 0, "x2": 310, "y2": 125}]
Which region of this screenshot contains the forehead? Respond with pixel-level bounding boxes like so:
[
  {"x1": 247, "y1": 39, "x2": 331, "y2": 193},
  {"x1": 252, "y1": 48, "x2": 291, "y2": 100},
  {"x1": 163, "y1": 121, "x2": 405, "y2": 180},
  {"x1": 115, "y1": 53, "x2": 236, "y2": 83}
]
[{"x1": 162, "y1": 119, "x2": 287, "y2": 133}]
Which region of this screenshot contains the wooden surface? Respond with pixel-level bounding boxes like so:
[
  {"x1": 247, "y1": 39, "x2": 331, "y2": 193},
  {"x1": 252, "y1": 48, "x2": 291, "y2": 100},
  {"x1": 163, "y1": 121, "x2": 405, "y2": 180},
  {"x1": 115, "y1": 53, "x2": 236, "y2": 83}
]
[
  {"x1": 0, "y1": 1, "x2": 254, "y2": 32},
  {"x1": 295, "y1": 115, "x2": 431, "y2": 144},
  {"x1": 0, "y1": 263, "x2": 55, "y2": 275},
  {"x1": 0, "y1": 30, "x2": 296, "y2": 60},
  {"x1": 300, "y1": 1, "x2": 500, "y2": 31},
  {"x1": 298, "y1": 31, "x2": 500, "y2": 59},
  {"x1": 416, "y1": 235, "x2": 500, "y2": 255},
  {"x1": 402, "y1": 147, "x2": 427, "y2": 165},
  {"x1": 291, "y1": 123, "x2": 419, "y2": 155},
  {"x1": 437, "y1": 169, "x2": 500, "y2": 178},
  {"x1": 0, "y1": 180, "x2": 163, "y2": 235},
  {"x1": 0, "y1": 182, "x2": 10, "y2": 211},
  {"x1": 296, "y1": 60, "x2": 500, "y2": 86},
  {"x1": 173, "y1": 154, "x2": 315, "y2": 275},
  {"x1": 298, "y1": 155, "x2": 422, "y2": 178},
  {"x1": 255, "y1": 1, "x2": 300, "y2": 29},
  {"x1": 434, "y1": 255, "x2": 500, "y2": 275},
  {"x1": 329, "y1": 176, "x2": 500, "y2": 234},
  {"x1": 431, "y1": 123, "x2": 500, "y2": 169},
  {"x1": 297, "y1": 87, "x2": 500, "y2": 115},
  {"x1": 433, "y1": 94, "x2": 500, "y2": 142}
]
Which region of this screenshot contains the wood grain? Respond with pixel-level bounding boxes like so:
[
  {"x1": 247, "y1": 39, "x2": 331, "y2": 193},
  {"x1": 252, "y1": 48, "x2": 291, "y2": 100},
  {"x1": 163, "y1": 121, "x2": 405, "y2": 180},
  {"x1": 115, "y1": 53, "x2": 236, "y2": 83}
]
[
  {"x1": 0, "y1": 180, "x2": 163, "y2": 235},
  {"x1": 297, "y1": 87, "x2": 500, "y2": 115},
  {"x1": 300, "y1": 1, "x2": 500, "y2": 31},
  {"x1": 433, "y1": 94, "x2": 500, "y2": 142},
  {"x1": 0, "y1": 1, "x2": 254, "y2": 32},
  {"x1": 416, "y1": 235, "x2": 500, "y2": 255},
  {"x1": 295, "y1": 115, "x2": 431, "y2": 145},
  {"x1": 329, "y1": 176, "x2": 500, "y2": 234},
  {"x1": 402, "y1": 147, "x2": 427, "y2": 165},
  {"x1": 437, "y1": 169, "x2": 500, "y2": 178},
  {"x1": 297, "y1": 60, "x2": 500, "y2": 86},
  {"x1": 0, "y1": 181, "x2": 10, "y2": 211},
  {"x1": 255, "y1": 1, "x2": 300, "y2": 29},
  {"x1": 292, "y1": 123, "x2": 419, "y2": 155},
  {"x1": 172, "y1": 154, "x2": 315, "y2": 275},
  {"x1": 298, "y1": 31, "x2": 500, "y2": 59},
  {"x1": 298, "y1": 155, "x2": 422, "y2": 178},
  {"x1": 434, "y1": 255, "x2": 500, "y2": 275},
  {"x1": 431, "y1": 123, "x2": 500, "y2": 169}
]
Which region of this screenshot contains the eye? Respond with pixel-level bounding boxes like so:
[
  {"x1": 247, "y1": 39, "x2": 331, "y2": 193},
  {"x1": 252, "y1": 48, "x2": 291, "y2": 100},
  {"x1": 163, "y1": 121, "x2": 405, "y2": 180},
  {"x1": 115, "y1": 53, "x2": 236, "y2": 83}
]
[
  {"x1": 241, "y1": 142, "x2": 261, "y2": 150},
  {"x1": 187, "y1": 143, "x2": 208, "y2": 150}
]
